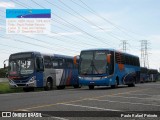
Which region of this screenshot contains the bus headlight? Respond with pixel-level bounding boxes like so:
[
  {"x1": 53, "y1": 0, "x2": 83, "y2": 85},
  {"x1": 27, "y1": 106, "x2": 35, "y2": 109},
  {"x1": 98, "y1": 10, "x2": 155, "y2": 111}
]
[
  {"x1": 28, "y1": 76, "x2": 36, "y2": 83},
  {"x1": 103, "y1": 76, "x2": 108, "y2": 79},
  {"x1": 26, "y1": 76, "x2": 36, "y2": 87}
]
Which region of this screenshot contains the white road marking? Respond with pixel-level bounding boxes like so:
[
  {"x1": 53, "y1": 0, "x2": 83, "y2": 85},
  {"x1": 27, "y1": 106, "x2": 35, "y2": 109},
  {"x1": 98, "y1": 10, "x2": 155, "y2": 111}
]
[
  {"x1": 106, "y1": 95, "x2": 160, "y2": 101},
  {"x1": 126, "y1": 93, "x2": 156, "y2": 97},
  {"x1": 0, "y1": 94, "x2": 11, "y2": 96},
  {"x1": 140, "y1": 83, "x2": 160, "y2": 86},
  {"x1": 87, "y1": 98, "x2": 160, "y2": 107},
  {"x1": 59, "y1": 103, "x2": 121, "y2": 111}
]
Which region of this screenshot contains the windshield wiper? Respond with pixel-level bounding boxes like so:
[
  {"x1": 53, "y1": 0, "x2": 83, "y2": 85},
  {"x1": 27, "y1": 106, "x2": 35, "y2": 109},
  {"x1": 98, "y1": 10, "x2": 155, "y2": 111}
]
[{"x1": 90, "y1": 60, "x2": 100, "y2": 74}]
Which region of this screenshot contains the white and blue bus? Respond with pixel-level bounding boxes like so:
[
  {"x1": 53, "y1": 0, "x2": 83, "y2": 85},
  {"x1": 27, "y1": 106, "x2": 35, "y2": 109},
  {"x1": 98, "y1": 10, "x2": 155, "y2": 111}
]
[
  {"x1": 77, "y1": 49, "x2": 140, "y2": 89},
  {"x1": 7, "y1": 51, "x2": 79, "y2": 91}
]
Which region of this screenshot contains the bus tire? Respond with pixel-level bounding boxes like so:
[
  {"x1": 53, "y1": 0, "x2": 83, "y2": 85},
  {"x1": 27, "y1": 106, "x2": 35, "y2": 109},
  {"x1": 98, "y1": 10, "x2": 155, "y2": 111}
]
[
  {"x1": 61, "y1": 86, "x2": 65, "y2": 89},
  {"x1": 23, "y1": 87, "x2": 34, "y2": 92},
  {"x1": 30, "y1": 87, "x2": 35, "y2": 91},
  {"x1": 89, "y1": 85, "x2": 94, "y2": 89},
  {"x1": 73, "y1": 85, "x2": 81, "y2": 88},
  {"x1": 57, "y1": 86, "x2": 65, "y2": 89},
  {"x1": 128, "y1": 79, "x2": 135, "y2": 87},
  {"x1": 44, "y1": 78, "x2": 53, "y2": 91},
  {"x1": 128, "y1": 84, "x2": 135, "y2": 87}
]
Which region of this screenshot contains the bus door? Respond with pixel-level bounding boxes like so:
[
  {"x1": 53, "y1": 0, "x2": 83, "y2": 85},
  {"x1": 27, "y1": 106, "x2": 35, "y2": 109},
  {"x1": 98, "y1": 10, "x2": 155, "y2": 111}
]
[{"x1": 35, "y1": 57, "x2": 44, "y2": 87}]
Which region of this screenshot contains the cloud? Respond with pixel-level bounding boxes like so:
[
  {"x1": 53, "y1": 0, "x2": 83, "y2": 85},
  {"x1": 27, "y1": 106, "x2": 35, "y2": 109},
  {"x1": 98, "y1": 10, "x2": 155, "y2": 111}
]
[
  {"x1": 0, "y1": 2, "x2": 15, "y2": 8},
  {"x1": 47, "y1": 32, "x2": 82, "y2": 37}
]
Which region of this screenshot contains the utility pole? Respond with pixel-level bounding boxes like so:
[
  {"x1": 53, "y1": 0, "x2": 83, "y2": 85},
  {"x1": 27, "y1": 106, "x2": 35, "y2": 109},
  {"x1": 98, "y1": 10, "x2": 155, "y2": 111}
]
[
  {"x1": 140, "y1": 40, "x2": 149, "y2": 68},
  {"x1": 120, "y1": 40, "x2": 129, "y2": 52}
]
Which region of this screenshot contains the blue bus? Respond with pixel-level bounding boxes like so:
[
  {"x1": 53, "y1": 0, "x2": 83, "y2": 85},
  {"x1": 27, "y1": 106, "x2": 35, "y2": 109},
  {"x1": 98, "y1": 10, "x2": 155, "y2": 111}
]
[
  {"x1": 77, "y1": 49, "x2": 140, "y2": 89},
  {"x1": 6, "y1": 51, "x2": 79, "y2": 91},
  {"x1": 140, "y1": 67, "x2": 148, "y2": 83}
]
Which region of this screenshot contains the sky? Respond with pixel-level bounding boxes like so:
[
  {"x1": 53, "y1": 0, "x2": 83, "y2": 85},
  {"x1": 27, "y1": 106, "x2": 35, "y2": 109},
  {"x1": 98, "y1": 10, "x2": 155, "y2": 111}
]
[{"x1": 0, "y1": 0, "x2": 160, "y2": 71}]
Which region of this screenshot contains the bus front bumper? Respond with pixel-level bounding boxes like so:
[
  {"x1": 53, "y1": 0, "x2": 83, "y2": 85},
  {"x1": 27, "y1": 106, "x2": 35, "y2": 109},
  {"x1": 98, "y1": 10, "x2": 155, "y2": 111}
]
[
  {"x1": 9, "y1": 77, "x2": 37, "y2": 88},
  {"x1": 79, "y1": 76, "x2": 111, "y2": 86}
]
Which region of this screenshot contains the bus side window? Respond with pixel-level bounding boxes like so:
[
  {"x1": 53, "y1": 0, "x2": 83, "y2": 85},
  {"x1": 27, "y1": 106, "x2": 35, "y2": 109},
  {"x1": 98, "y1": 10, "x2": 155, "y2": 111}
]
[
  {"x1": 66, "y1": 59, "x2": 73, "y2": 69},
  {"x1": 52, "y1": 59, "x2": 59, "y2": 68},
  {"x1": 36, "y1": 57, "x2": 44, "y2": 71},
  {"x1": 44, "y1": 56, "x2": 53, "y2": 68},
  {"x1": 58, "y1": 59, "x2": 65, "y2": 69}
]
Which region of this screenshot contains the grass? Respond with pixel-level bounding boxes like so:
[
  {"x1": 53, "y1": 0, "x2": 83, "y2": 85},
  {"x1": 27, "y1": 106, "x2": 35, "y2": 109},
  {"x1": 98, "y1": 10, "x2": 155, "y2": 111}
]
[
  {"x1": 0, "y1": 82, "x2": 45, "y2": 94},
  {"x1": 0, "y1": 82, "x2": 23, "y2": 94}
]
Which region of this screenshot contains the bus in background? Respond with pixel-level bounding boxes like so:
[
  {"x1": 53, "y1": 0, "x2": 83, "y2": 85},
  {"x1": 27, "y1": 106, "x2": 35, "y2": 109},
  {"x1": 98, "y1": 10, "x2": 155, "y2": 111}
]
[
  {"x1": 140, "y1": 67, "x2": 148, "y2": 83},
  {"x1": 77, "y1": 49, "x2": 140, "y2": 89},
  {"x1": 5, "y1": 51, "x2": 79, "y2": 92},
  {"x1": 147, "y1": 69, "x2": 158, "y2": 82}
]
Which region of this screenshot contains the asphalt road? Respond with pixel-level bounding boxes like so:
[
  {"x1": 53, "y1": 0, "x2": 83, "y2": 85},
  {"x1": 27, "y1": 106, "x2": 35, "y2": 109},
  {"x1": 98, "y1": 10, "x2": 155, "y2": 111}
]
[{"x1": 0, "y1": 82, "x2": 160, "y2": 119}]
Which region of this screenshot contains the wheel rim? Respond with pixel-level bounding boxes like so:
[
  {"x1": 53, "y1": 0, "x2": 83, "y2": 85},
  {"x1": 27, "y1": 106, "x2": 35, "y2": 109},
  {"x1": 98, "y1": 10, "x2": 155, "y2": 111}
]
[{"x1": 47, "y1": 82, "x2": 51, "y2": 89}]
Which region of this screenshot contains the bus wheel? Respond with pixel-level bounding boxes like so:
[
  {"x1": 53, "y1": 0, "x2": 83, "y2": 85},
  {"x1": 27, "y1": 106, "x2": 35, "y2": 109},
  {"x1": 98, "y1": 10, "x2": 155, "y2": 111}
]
[
  {"x1": 73, "y1": 85, "x2": 81, "y2": 88},
  {"x1": 30, "y1": 87, "x2": 34, "y2": 91},
  {"x1": 61, "y1": 86, "x2": 65, "y2": 89},
  {"x1": 23, "y1": 87, "x2": 34, "y2": 92},
  {"x1": 128, "y1": 79, "x2": 135, "y2": 87},
  {"x1": 57, "y1": 86, "x2": 65, "y2": 89},
  {"x1": 89, "y1": 85, "x2": 94, "y2": 90},
  {"x1": 44, "y1": 79, "x2": 52, "y2": 91}
]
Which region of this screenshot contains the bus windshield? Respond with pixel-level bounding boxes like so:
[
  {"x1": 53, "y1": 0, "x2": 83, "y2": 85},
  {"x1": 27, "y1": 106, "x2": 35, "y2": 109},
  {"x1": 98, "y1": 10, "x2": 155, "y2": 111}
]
[
  {"x1": 9, "y1": 58, "x2": 34, "y2": 76},
  {"x1": 79, "y1": 51, "x2": 107, "y2": 75}
]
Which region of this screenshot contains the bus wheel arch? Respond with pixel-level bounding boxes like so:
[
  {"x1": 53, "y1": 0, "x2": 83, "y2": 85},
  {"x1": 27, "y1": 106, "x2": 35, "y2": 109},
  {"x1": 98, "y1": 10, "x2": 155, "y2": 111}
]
[{"x1": 44, "y1": 77, "x2": 53, "y2": 91}]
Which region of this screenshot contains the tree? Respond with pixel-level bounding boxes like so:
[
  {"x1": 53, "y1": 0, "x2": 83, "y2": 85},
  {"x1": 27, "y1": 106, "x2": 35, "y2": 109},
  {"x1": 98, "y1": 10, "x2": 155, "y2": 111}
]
[{"x1": 0, "y1": 68, "x2": 7, "y2": 78}]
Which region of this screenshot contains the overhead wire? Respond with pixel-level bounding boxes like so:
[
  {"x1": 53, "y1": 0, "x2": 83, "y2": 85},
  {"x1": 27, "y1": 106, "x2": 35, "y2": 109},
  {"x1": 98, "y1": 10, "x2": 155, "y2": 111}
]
[
  {"x1": 77, "y1": 0, "x2": 140, "y2": 40},
  {"x1": 0, "y1": 0, "x2": 142, "y2": 55},
  {"x1": 57, "y1": 0, "x2": 122, "y2": 41},
  {"x1": 0, "y1": 2, "x2": 81, "y2": 54},
  {"x1": 30, "y1": 0, "x2": 117, "y2": 48},
  {"x1": 12, "y1": 0, "x2": 116, "y2": 46},
  {"x1": 7, "y1": 0, "x2": 104, "y2": 48}
]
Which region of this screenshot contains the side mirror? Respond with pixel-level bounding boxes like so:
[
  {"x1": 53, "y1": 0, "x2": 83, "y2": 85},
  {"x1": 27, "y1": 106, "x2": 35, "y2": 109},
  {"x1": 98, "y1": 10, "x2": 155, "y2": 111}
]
[
  {"x1": 4, "y1": 64, "x2": 6, "y2": 69},
  {"x1": 107, "y1": 54, "x2": 111, "y2": 64},
  {"x1": 73, "y1": 55, "x2": 79, "y2": 65},
  {"x1": 3, "y1": 59, "x2": 8, "y2": 69}
]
